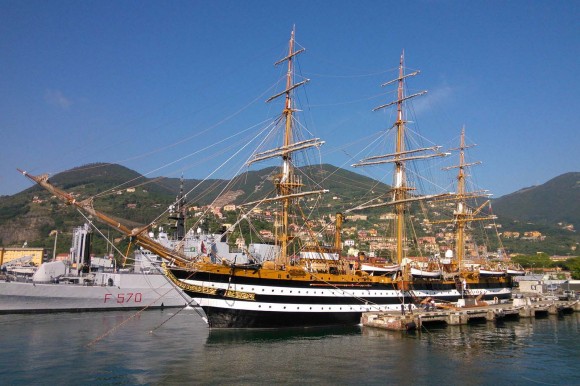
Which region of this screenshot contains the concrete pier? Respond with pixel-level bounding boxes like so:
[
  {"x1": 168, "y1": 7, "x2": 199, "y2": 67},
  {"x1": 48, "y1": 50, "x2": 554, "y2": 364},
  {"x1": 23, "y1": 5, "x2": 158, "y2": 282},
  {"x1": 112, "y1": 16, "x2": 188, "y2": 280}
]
[{"x1": 361, "y1": 299, "x2": 579, "y2": 331}]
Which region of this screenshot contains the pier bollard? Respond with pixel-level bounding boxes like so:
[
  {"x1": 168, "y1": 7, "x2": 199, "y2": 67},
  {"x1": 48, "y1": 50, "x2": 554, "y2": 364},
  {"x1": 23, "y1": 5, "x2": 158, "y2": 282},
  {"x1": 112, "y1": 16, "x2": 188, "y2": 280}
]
[
  {"x1": 448, "y1": 312, "x2": 469, "y2": 325},
  {"x1": 486, "y1": 310, "x2": 496, "y2": 321},
  {"x1": 486, "y1": 309, "x2": 504, "y2": 321}
]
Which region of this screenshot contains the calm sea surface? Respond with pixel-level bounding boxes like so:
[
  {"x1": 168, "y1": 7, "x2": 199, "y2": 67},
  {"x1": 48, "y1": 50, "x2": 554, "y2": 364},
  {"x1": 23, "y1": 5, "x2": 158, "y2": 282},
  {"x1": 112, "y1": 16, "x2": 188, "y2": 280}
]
[{"x1": 0, "y1": 308, "x2": 578, "y2": 385}]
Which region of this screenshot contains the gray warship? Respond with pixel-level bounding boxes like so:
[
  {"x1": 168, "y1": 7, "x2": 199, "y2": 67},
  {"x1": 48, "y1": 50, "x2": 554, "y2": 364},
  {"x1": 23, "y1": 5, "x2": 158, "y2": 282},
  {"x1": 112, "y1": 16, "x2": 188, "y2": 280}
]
[{"x1": 0, "y1": 223, "x2": 192, "y2": 314}]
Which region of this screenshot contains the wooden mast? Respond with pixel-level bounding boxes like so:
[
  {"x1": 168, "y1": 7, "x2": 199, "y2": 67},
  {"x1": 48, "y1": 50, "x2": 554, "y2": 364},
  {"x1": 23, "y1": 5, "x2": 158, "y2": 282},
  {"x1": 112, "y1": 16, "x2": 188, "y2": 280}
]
[
  {"x1": 455, "y1": 127, "x2": 468, "y2": 267},
  {"x1": 351, "y1": 51, "x2": 444, "y2": 266},
  {"x1": 277, "y1": 28, "x2": 296, "y2": 265},
  {"x1": 261, "y1": 27, "x2": 322, "y2": 266},
  {"x1": 393, "y1": 52, "x2": 407, "y2": 266},
  {"x1": 431, "y1": 127, "x2": 496, "y2": 269},
  {"x1": 349, "y1": 51, "x2": 454, "y2": 282}
]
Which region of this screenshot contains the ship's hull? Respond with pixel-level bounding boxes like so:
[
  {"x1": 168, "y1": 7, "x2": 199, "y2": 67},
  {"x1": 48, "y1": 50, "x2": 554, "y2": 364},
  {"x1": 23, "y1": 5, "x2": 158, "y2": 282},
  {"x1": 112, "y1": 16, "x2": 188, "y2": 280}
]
[
  {"x1": 168, "y1": 268, "x2": 512, "y2": 328},
  {"x1": 0, "y1": 273, "x2": 190, "y2": 314}
]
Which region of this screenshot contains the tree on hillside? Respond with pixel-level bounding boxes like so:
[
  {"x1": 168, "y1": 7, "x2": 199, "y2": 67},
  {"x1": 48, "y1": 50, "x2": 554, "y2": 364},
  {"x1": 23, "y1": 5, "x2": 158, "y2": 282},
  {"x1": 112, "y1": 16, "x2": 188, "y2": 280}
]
[{"x1": 511, "y1": 253, "x2": 554, "y2": 271}]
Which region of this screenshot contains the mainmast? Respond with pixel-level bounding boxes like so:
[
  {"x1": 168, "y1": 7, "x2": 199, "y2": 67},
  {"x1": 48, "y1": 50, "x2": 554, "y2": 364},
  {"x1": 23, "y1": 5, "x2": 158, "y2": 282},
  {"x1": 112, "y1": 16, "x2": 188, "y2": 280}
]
[
  {"x1": 392, "y1": 53, "x2": 411, "y2": 265},
  {"x1": 245, "y1": 28, "x2": 326, "y2": 265},
  {"x1": 351, "y1": 51, "x2": 448, "y2": 265}
]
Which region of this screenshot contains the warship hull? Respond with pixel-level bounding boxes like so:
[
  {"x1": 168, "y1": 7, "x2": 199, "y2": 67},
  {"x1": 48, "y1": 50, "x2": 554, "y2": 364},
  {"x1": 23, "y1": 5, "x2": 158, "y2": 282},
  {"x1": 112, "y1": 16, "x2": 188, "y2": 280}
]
[{"x1": 0, "y1": 273, "x2": 190, "y2": 314}]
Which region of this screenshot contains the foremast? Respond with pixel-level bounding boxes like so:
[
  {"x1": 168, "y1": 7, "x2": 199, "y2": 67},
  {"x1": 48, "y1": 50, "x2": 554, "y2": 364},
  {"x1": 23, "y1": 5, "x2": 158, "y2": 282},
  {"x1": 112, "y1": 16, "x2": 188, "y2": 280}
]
[
  {"x1": 351, "y1": 51, "x2": 448, "y2": 266},
  {"x1": 245, "y1": 28, "x2": 326, "y2": 266}
]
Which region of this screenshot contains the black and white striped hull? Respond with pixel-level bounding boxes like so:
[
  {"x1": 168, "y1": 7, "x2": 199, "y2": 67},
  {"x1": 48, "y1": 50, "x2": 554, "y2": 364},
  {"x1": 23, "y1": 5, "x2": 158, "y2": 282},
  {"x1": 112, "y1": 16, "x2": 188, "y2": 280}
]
[{"x1": 170, "y1": 269, "x2": 512, "y2": 328}]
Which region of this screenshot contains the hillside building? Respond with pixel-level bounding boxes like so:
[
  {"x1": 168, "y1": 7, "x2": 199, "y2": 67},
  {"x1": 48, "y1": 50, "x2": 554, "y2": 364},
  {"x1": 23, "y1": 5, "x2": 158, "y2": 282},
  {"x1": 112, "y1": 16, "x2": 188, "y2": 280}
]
[{"x1": 0, "y1": 247, "x2": 45, "y2": 267}]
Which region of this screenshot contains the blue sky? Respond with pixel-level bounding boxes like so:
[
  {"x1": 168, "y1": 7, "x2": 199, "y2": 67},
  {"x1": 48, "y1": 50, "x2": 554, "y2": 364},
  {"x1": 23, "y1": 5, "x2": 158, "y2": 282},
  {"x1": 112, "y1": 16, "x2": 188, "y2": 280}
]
[{"x1": 1, "y1": 0, "x2": 578, "y2": 198}]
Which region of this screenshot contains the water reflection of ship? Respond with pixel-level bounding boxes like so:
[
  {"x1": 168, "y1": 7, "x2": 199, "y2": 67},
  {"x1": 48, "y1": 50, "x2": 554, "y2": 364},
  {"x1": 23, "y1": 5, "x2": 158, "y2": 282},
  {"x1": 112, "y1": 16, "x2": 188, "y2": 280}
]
[{"x1": 207, "y1": 325, "x2": 362, "y2": 345}]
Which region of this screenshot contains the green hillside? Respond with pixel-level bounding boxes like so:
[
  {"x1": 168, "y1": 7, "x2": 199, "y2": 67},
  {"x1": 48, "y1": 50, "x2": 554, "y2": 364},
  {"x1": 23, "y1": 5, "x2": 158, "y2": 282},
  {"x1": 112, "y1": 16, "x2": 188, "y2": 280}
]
[
  {"x1": 1, "y1": 163, "x2": 577, "y2": 257},
  {"x1": 0, "y1": 163, "x2": 388, "y2": 251},
  {"x1": 493, "y1": 172, "x2": 580, "y2": 226}
]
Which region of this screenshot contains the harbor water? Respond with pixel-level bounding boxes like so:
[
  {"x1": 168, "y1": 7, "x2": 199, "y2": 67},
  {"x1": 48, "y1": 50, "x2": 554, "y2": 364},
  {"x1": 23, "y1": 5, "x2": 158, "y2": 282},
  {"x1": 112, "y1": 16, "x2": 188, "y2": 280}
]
[{"x1": 0, "y1": 309, "x2": 578, "y2": 385}]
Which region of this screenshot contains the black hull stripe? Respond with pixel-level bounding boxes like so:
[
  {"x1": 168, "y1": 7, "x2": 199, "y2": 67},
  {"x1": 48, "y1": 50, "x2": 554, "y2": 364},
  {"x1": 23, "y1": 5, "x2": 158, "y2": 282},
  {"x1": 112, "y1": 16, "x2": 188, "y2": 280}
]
[{"x1": 202, "y1": 307, "x2": 362, "y2": 328}]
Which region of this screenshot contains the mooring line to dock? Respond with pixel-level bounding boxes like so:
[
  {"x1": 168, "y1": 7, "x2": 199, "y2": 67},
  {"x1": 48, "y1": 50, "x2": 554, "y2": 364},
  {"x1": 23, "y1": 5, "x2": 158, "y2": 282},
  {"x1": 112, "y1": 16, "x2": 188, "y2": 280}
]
[
  {"x1": 520, "y1": 376, "x2": 559, "y2": 385},
  {"x1": 86, "y1": 307, "x2": 148, "y2": 347},
  {"x1": 149, "y1": 299, "x2": 206, "y2": 333},
  {"x1": 149, "y1": 268, "x2": 207, "y2": 332},
  {"x1": 419, "y1": 317, "x2": 433, "y2": 335}
]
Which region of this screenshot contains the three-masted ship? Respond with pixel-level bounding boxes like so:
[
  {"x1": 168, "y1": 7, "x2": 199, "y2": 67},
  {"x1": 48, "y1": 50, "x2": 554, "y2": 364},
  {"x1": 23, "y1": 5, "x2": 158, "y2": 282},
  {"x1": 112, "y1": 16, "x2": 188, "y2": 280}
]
[{"x1": 20, "y1": 32, "x2": 513, "y2": 328}]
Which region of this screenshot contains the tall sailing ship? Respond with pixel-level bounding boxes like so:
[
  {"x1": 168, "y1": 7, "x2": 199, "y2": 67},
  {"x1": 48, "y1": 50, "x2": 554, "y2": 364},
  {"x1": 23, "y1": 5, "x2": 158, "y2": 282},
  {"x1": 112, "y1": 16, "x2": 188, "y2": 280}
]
[{"x1": 20, "y1": 31, "x2": 513, "y2": 328}]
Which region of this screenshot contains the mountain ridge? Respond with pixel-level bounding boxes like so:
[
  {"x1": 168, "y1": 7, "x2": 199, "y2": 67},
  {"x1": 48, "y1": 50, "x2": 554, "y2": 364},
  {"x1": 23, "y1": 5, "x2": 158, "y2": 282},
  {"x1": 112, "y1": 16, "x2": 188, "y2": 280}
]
[
  {"x1": 0, "y1": 163, "x2": 577, "y2": 254},
  {"x1": 0, "y1": 163, "x2": 388, "y2": 246},
  {"x1": 492, "y1": 172, "x2": 580, "y2": 226}
]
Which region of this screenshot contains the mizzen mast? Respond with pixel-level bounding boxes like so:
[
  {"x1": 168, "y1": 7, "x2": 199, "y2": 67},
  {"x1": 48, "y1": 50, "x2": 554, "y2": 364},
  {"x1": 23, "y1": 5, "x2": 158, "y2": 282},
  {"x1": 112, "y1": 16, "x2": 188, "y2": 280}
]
[
  {"x1": 351, "y1": 51, "x2": 449, "y2": 265},
  {"x1": 430, "y1": 127, "x2": 496, "y2": 268}
]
